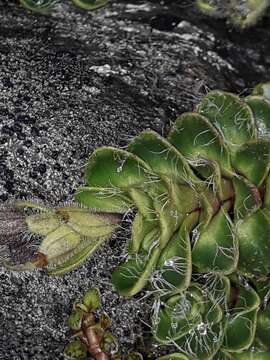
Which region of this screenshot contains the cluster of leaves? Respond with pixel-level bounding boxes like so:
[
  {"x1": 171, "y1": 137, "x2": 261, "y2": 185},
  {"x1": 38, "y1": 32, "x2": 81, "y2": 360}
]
[
  {"x1": 196, "y1": 0, "x2": 270, "y2": 28},
  {"x1": 3, "y1": 82, "x2": 270, "y2": 359},
  {"x1": 19, "y1": 0, "x2": 108, "y2": 14},
  {"x1": 73, "y1": 82, "x2": 270, "y2": 359},
  {"x1": 65, "y1": 288, "x2": 143, "y2": 360}
]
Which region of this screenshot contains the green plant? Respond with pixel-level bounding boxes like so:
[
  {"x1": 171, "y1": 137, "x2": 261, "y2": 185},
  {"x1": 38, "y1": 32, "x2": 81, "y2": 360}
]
[
  {"x1": 73, "y1": 83, "x2": 270, "y2": 358},
  {"x1": 65, "y1": 287, "x2": 143, "y2": 360},
  {"x1": 19, "y1": 0, "x2": 108, "y2": 14},
  {"x1": 196, "y1": 0, "x2": 270, "y2": 28},
  {"x1": 4, "y1": 83, "x2": 270, "y2": 358}
]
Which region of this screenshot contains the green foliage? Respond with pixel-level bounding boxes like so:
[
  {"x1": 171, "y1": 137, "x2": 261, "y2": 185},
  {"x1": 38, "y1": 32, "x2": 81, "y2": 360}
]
[
  {"x1": 74, "y1": 82, "x2": 270, "y2": 358},
  {"x1": 196, "y1": 0, "x2": 270, "y2": 28},
  {"x1": 19, "y1": 0, "x2": 108, "y2": 14},
  {"x1": 65, "y1": 288, "x2": 143, "y2": 359},
  {"x1": 65, "y1": 288, "x2": 119, "y2": 359}
]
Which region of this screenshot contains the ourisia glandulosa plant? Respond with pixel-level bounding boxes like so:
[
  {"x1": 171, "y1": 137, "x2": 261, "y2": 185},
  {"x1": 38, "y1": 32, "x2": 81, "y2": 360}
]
[{"x1": 2, "y1": 82, "x2": 270, "y2": 359}]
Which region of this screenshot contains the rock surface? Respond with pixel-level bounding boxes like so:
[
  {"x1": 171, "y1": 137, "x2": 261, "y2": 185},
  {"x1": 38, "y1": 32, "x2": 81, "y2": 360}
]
[{"x1": 0, "y1": 0, "x2": 269, "y2": 359}]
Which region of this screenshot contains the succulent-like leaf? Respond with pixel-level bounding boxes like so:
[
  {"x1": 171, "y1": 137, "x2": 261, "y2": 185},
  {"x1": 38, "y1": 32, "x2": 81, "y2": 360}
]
[
  {"x1": 75, "y1": 187, "x2": 132, "y2": 214},
  {"x1": 85, "y1": 147, "x2": 152, "y2": 191},
  {"x1": 245, "y1": 96, "x2": 270, "y2": 139},
  {"x1": 237, "y1": 209, "x2": 270, "y2": 275},
  {"x1": 168, "y1": 112, "x2": 232, "y2": 177},
  {"x1": 231, "y1": 140, "x2": 270, "y2": 187},
  {"x1": 155, "y1": 212, "x2": 198, "y2": 293},
  {"x1": 233, "y1": 353, "x2": 270, "y2": 360},
  {"x1": 255, "y1": 303, "x2": 270, "y2": 349},
  {"x1": 233, "y1": 176, "x2": 262, "y2": 219},
  {"x1": 20, "y1": 0, "x2": 58, "y2": 14},
  {"x1": 223, "y1": 284, "x2": 260, "y2": 352},
  {"x1": 129, "y1": 130, "x2": 198, "y2": 185},
  {"x1": 176, "y1": 322, "x2": 223, "y2": 360},
  {"x1": 192, "y1": 203, "x2": 237, "y2": 274},
  {"x1": 153, "y1": 285, "x2": 204, "y2": 343},
  {"x1": 198, "y1": 91, "x2": 256, "y2": 149},
  {"x1": 111, "y1": 246, "x2": 161, "y2": 297}
]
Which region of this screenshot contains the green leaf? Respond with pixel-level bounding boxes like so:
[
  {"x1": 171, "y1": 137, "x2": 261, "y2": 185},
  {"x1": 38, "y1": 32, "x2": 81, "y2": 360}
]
[
  {"x1": 237, "y1": 209, "x2": 270, "y2": 276},
  {"x1": 224, "y1": 310, "x2": 258, "y2": 352},
  {"x1": 129, "y1": 213, "x2": 158, "y2": 254},
  {"x1": 157, "y1": 354, "x2": 189, "y2": 360},
  {"x1": 213, "y1": 351, "x2": 233, "y2": 360},
  {"x1": 175, "y1": 321, "x2": 223, "y2": 360},
  {"x1": 245, "y1": 96, "x2": 270, "y2": 139},
  {"x1": 129, "y1": 130, "x2": 198, "y2": 185},
  {"x1": 168, "y1": 112, "x2": 232, "y2": 177},
  {"x1": 111, "y1": 246, "x2": 161, "y2": 297},
  {"x1": 82, "y1": 288, "x2": 100, "y2": 310},
  {"x1": 168, "y1": 183, "x2": 199, "y2": 215},
  {"x1": 223, "y1": 284, "x2": 260, "y2": 352},
  {"x1": 155, "y1": 212, "x2": 198, "y2": 293},
  {"x1": 152, "y1": 183, "x2": 182, "y2": 249},
  {"x1": 71, "y1": 0, "x2": 108, "y2": 10},
  {"x1": 198, "y1": 91, "x2": 256, "y2": 150},
  {"x1": 75, "y1": 186, "x2": 132, "y2": 213},
  {"x1": 263, "y1": 175, "x2": 270, "y2": 209},
  {"x1": 233, "y1": 176, "x2": 262, "y2": 220},
  {"x1": 192, "y1": 203, "x2": 237, "y2": 274},
  {"x1": 202, "y1": 274, "x2": 231, "y2": 310},
  {"x1": 139, "y1": 227, "x2": 160, "y2": 254},
  {"x1": 128, "y1": 188, "x2": 156, "y2": 219},
  {"x1": 67, "y1": 309, "x2": 84, "y2": 331},
  {"x1": 64, "y1": 339, "x2": 87, "y2": 359},
  {"x1": 100, "y1": 332, "x2": 118, "y2": 354},
  {"x1": 256, "y1": 303, "x2": 270, "y2": 349},
  {"x1": 152, "y1": 285, "x2": 204, "y2": 343},
  {"x1": 85, "y1": 147, "x2": 152, "y2": 190},
  {"x1": 233, "y1": 353, "x2": 270, "y2": 360},
  {"x1": 231, "y1": 140, "x2": 270, "y2": 187},
  {"x1": 20, "y1": 0, "x2": 57, "y2": 14}
]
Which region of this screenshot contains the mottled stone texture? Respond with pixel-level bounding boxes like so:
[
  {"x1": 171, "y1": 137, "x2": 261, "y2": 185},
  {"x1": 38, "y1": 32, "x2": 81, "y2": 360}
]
[{"x1": 0, "y1": 0, "x2": 269, "y2": 359}]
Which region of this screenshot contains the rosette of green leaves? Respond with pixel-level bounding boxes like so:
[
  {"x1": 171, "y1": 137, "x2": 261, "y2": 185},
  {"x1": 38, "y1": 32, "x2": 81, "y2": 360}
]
[{"x1": 75, "y1": 82, "x2": 270, "y2": 358}]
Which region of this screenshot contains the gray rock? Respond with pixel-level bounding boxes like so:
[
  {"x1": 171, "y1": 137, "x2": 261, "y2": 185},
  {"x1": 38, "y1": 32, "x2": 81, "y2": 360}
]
[{"x1": 0, "y1": 0, "x2": 269, "y2": 358}]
